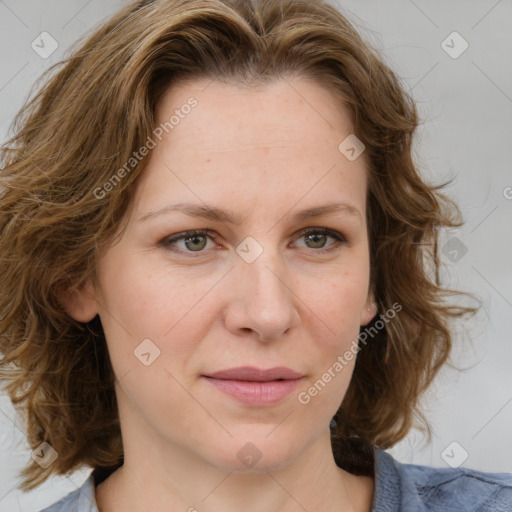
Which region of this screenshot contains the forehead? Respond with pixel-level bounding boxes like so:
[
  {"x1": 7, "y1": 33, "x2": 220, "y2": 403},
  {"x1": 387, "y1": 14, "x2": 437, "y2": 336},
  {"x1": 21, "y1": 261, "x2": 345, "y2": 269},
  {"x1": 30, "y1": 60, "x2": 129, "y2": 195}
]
[
  {"x1": 132, "y1": 76, "x2": 367, "y2": 219},
  {"x1": 155, "y1": 76, "x2": 355, "y2": 150}
]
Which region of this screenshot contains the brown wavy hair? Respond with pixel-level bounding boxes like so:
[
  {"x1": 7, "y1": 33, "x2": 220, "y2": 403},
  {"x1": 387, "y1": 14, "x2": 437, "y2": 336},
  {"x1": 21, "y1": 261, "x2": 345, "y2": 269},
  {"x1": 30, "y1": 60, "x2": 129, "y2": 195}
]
[{"x1": 0, "y1": 0, "x2": 479, "y2": 491}]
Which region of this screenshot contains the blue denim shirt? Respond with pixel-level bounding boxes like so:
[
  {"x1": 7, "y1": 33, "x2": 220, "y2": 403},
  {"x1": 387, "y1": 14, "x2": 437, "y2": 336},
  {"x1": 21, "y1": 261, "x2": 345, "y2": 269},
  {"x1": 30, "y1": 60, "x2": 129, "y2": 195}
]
[{"x1": 40, "y1": 446, "x2": 512, "y2": 511}]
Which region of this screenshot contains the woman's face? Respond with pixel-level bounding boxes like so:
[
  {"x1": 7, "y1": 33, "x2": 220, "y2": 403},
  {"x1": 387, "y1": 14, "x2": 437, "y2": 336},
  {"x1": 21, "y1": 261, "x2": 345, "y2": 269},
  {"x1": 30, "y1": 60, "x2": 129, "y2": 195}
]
[{"x1": 70, "y1": 76, "x2": 376, "y2": 473}]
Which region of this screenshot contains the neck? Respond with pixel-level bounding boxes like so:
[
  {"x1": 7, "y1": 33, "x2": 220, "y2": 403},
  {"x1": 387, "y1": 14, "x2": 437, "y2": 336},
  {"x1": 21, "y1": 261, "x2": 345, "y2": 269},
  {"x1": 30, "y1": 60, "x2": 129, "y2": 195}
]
[{"x1": 95, "y1": 431, "x2": 373, "y2": 512}]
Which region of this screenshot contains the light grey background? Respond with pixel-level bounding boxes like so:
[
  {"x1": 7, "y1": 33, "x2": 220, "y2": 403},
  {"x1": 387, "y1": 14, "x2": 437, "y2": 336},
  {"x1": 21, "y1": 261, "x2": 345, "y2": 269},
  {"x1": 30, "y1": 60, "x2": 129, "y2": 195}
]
[{"x1": 0, "y1": 0, "x2": 511, "y2": 510}]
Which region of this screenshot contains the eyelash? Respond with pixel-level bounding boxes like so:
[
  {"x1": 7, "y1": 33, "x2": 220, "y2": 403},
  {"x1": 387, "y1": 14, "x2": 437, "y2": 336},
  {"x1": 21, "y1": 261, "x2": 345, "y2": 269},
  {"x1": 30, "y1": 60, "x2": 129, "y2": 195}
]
[{"x1": 160, "y1": 228, "x2": 347, "y2": 256}]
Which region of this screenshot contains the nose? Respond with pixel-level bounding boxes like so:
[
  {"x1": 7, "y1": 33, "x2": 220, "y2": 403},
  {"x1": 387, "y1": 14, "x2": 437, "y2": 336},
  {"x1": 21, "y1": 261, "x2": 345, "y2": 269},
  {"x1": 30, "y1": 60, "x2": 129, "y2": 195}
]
[{"x1": 223, "y1": 250, "x2": 300, "y2": 342}]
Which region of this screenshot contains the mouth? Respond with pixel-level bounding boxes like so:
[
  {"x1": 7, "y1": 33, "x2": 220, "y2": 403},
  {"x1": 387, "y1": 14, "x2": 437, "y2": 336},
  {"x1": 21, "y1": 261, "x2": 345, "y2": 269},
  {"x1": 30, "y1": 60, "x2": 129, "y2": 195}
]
[{"x1": 202, "y1": 366, "x2": 304, "y2": 406}]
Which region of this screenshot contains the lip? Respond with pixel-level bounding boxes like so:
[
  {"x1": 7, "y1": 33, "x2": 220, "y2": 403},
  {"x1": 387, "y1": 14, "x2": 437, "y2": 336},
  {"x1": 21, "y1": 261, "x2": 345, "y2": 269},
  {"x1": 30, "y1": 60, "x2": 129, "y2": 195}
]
[
  {"x1": 206, "y1": 366, "x2": 303, "y2": 381},
  {"x1": 202, "y1": 366, "x2": 304, "y2": 406}
]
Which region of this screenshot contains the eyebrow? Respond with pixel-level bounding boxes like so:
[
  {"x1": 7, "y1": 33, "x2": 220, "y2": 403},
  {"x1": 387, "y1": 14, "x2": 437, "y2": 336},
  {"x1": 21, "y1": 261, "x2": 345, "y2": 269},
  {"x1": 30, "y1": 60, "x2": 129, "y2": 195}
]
[{"x1": 137, "y1": 201, "x2": 362, "y2": 224}]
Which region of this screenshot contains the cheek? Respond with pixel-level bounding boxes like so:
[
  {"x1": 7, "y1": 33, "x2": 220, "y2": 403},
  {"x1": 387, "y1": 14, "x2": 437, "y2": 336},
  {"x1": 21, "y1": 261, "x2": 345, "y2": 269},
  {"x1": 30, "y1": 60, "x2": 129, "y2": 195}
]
[
  {"x1": 97, "y1": 253, "x2": 215, "y2": 337},
  {"x1": 312, "y1": 268, "x2": 369, "y2": 339},
  {"x1": 302, "y1": 276, "x2": 364, "y2": 407},
  {"x1": 95, "y1": 253, "x2": 222, "y2": 380}
]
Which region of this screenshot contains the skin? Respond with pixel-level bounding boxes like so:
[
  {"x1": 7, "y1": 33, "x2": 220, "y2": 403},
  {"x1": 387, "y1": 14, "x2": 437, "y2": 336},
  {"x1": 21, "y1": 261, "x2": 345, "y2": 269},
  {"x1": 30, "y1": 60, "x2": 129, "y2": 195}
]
[{"x1": 65, "y1": 76, "x2": 377, "y2": 512}]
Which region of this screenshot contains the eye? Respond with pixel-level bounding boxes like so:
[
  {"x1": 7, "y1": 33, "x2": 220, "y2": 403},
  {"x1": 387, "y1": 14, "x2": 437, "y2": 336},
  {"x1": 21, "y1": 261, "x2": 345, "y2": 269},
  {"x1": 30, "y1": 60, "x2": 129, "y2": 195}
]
[
  {"x1": 161, "y1": 229, "x2": 216, "y2": 254},
  {"x1": 293, "y1": 228, "x2": 346, "y2": 251},
  {"x1": 160, "y1": 227, "x2": 347, "y2": 256}
]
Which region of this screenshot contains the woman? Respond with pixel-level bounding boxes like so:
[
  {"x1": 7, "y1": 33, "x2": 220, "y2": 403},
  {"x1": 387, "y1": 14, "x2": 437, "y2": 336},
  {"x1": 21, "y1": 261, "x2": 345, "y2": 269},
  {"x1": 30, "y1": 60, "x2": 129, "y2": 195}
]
[{"x1": 0, "y1": 0, "x2": 510, "y2": 511}]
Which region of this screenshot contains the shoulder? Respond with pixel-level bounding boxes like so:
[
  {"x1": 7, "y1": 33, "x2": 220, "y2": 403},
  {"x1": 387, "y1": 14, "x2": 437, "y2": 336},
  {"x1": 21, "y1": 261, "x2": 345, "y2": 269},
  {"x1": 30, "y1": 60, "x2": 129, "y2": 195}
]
[
  {"x1": 38, "y1": 474, "x2": 98, "y2": 512},
  {"x1": 373, "y1": 446, "x2": 512, "y2": 512}
]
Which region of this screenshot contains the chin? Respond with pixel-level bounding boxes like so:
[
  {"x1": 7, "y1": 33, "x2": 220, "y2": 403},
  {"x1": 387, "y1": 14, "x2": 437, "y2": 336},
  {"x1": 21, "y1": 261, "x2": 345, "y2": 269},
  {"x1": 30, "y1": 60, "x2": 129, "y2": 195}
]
[{"x1": 202, "y1": 434, "x2": 308, "y2": 473}]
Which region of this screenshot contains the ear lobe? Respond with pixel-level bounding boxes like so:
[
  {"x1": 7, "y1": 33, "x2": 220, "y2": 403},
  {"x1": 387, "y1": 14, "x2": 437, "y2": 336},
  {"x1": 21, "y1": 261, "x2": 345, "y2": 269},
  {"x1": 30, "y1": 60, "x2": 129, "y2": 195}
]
[
  {"x1": 360, "y1": 295, "x2": 377, "y2": 326},
  {"x1": 59, "y1": 280, "x2": 98, "y2": 323}
]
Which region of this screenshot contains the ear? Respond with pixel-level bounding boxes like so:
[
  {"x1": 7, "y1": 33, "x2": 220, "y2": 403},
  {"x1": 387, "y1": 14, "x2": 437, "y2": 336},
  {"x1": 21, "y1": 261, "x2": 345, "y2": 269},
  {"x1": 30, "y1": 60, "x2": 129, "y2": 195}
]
[
  {"x1": 360, "y1": 292, "x2": 377, "y2": 326},
  {"x1": 59, "y1": 279, "x2": 99, "y2": 323}
]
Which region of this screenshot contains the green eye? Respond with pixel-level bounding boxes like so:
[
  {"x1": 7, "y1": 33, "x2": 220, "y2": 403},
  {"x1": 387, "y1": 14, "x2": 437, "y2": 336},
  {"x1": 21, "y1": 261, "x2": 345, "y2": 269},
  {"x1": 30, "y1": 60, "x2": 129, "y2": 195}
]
[
  {"x1": 304, "y1": 232, "x2": 328, "y2": 249},
  {"x1": 295, "y1": 228, "x2": 346, "y2": 251},
  {"x1": 161, "y1": 227, "x2": 346, "y2": 256},
  {"x1": 163, "y1": 230, "x2": 213, "y2": 253},
  {"x1": 182, "y1": 234, "x2": 208, "y2": 251}
]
